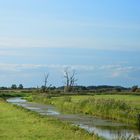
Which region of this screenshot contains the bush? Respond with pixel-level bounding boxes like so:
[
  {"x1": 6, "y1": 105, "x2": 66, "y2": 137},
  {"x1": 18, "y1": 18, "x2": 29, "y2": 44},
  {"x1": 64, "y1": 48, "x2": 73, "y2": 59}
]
[{"x1": 131, "y1": 85, "x2": 138, "y2": 92}]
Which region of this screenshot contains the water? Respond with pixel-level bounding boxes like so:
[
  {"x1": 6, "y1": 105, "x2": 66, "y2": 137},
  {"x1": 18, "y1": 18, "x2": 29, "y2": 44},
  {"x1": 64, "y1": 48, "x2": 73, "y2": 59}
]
[{"x1": 7, "y1": 97, "x2": 140, "y2": 140}]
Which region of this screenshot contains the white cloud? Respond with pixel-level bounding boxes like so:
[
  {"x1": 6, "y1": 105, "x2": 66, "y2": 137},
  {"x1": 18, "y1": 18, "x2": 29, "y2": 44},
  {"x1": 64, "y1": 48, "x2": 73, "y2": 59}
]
[
  {"x1": 0, "y1": 63, "x2": 139, "y2": 75},
  {"x1": 0, "y1": 63, "x2": 96, "y2": 73},
  {"x1": 100, "y1": 65, "x2": 138, "y2": 78},
  {"x1": 0, "y1": 63, "x2": 45, "y2": 72}
]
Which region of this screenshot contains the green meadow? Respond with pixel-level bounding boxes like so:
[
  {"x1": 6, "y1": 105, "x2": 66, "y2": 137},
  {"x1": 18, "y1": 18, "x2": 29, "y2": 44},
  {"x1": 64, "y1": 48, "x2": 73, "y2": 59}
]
[
  {"x1": 0, "y1": 99, "x2": 100, "y2": 140},
  {"x1": 70, "y1": 95, "x2": 140, "y2": 109},
  {"x1": 1, "y1": 92, "x2": 140, "y2": 140}
]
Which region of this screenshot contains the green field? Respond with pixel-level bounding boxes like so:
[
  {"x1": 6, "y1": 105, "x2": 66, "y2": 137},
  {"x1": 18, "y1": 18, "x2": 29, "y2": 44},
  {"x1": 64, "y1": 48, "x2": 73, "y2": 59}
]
[
  {"x1": 29, "y1": 94, "x2": 140, "y2": 126},
  {"x1": 70, "y1": 95, "x2": 140, "y2": 109},
  {"x1": 0, "y1": 92, "x2": 140, "y2": 140},
  {"x1": 0, "y1": 99, "x2": 99, "y2": 140}
]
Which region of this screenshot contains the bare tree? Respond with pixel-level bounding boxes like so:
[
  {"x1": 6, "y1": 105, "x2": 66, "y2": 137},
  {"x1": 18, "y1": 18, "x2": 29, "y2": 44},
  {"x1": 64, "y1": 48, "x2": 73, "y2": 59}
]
[
  {"x1": 44, "y1": 73, "x2": 49, "y2": 89},
  {"x1": 64, "y1": 68, "x2": 77, "y2": 92},
  {"x1": 69, "y1": 70, "x2": 77, "y2": 87},
  {"x1": 41, "y1": 73, "x2": 50, "y2": 92}
]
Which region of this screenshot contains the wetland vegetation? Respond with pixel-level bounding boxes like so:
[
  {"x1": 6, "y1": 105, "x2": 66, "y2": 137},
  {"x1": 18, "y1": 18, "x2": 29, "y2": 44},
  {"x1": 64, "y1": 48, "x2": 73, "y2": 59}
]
[
  {"x1": 25, "y1": 94, "x2": 140, "y2": 127},
  {"x1": 1, "y1": 90, "x2": 140, "y2": 140}
]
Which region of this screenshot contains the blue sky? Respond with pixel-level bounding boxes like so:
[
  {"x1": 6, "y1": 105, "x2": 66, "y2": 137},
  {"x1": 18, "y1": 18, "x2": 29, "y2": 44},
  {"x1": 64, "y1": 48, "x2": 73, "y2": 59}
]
[{"x1": 0, "y1": 0, "x2": 140, "y2": 87}]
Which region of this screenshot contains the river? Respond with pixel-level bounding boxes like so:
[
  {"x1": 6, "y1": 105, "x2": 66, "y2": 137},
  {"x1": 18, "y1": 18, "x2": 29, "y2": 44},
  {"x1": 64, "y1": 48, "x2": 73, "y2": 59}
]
[{"x1": 7, "y1": 97, "x2": 140, "y2": 140}]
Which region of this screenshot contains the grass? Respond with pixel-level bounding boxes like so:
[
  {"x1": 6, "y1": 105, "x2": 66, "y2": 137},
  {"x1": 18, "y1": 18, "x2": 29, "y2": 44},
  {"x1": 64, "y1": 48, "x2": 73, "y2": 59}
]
[
  {"x1": 0, "y1": 99, "x2": 100, "y2": 140},
  {"x1": 28, "y1": 94, "x2": 140, "y2": 127},
  {"x1": 70, "y1": 95, "x2": 140, "y2": 109},
  {"x1": 0, "y1": 92, "x2": 30, "y2": 99}
]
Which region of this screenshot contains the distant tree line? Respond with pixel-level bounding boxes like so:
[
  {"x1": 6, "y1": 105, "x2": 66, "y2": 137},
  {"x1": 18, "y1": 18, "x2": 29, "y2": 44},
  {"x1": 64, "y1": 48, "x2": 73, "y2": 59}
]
[
  {"x1": 0, "y1": 84, "x2": 23, "y2": 90},
  {"x1": 57, "y1": 85, "x2": 129, "y2": 92},
  {"x1": 0, "y1": 84, "x2": 139, "y2": 93},
  {"x1": 0, "y1": 67, "x2": 139, "y2": 93}
]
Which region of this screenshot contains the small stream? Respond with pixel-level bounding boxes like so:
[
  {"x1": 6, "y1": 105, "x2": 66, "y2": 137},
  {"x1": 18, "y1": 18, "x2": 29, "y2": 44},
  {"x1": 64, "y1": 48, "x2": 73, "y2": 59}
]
[{"x1": 7, "y1": 97, "x2": 140, "y2": 140}]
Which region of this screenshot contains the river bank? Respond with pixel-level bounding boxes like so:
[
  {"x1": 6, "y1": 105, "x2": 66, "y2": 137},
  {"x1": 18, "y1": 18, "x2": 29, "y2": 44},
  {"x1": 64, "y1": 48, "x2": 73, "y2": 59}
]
[
  {"x1": 7, "y1": 97, "x2": 140, "y2": 140},
  {"x1": 0, "y1": 98, "x2": 99, "y2": 140},
  {"x1": 26, "y1": 94, "x2": 140, "y2": 127}
]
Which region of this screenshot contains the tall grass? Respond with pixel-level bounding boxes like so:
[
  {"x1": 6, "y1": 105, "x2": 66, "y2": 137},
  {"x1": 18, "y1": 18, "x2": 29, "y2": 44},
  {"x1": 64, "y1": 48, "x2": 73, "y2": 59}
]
[
  {"x1": 30, "y1": 95, "x2": 140, "y2": 127},
  {"x1": 24, "y1": 93, "x2": 140, "y2": 128},
  {"x1": 56, "y1": 97, "x2": 140, "y2": 125}
]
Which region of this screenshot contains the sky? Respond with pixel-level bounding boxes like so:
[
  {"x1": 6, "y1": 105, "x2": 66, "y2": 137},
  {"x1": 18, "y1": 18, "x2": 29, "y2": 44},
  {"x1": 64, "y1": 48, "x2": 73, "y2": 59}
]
[{"x1": 0, "y1": 0, "x2": 140, "y2": 87}]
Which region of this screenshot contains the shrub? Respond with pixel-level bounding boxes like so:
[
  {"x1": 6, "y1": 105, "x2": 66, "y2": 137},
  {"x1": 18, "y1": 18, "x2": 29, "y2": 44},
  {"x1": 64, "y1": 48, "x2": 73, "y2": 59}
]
[{"x1": 131, "y1": 85, "x2": 138, "y2": 92}]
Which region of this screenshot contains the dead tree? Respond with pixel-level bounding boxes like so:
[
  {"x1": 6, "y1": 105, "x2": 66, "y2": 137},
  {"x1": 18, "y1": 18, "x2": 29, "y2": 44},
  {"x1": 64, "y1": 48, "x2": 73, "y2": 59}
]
[
  {"x1": 44, "y1": 73, "x2": 49, "y2": 89},
  {"x1": 41, "y1": 73, "x2": 49, "y2": 92},
  {"x1": 64, "y1": 68, "x2": 77, "y2": 92}
]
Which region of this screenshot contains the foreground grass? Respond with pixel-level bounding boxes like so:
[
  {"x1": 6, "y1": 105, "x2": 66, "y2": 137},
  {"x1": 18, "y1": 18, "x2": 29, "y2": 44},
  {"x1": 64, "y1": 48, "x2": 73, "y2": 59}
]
[
  {"x1": 28, "y1": 94, "x2": 140, "y2": 127},
  {"x1": 0, "y1": 99, "x2": 99, "y2": 140}
]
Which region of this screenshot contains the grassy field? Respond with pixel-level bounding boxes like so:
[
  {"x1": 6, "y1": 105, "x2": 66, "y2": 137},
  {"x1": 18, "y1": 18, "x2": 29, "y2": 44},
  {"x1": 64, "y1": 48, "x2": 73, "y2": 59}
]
[
  {"x1": 28, "y1": 94, "x2": 140, "y2": 126},
  {"x1": 70, "y1": 95, "x2": 140, "y2": 109},
  {"x1": 0, "y1": 99, "x2": 100, "y2": 140}
]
